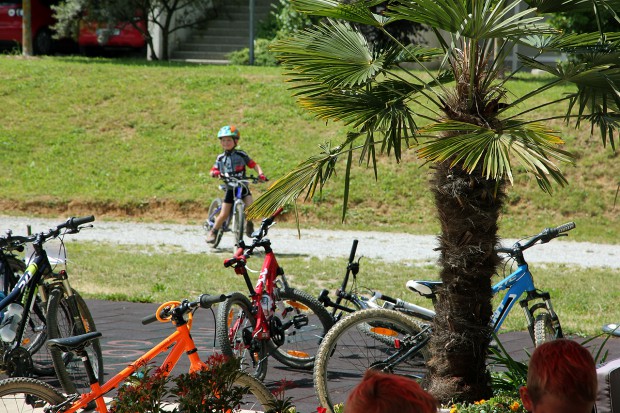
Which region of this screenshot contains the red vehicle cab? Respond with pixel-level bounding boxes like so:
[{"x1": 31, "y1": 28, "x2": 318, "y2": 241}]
[
  {"x1": 78, "y1": 17, "x2": 146, "y2": 55},
  {"x1": 0, "y1": 0, "x2": 57, "y2": 54}
]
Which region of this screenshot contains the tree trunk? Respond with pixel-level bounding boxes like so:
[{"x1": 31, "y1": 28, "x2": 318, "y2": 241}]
[{"x1": 426, "y1": 161, "x2": 506, "y2": 403}]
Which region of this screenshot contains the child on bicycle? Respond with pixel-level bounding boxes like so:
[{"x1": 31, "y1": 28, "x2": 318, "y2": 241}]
[{"x1": 206, "y1": 125, "x2": 267, "y2": 244}]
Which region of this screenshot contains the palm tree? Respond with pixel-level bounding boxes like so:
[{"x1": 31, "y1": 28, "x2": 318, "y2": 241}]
[{"x1": 248, "y1": 0, "x2": 620, "y2": 403}]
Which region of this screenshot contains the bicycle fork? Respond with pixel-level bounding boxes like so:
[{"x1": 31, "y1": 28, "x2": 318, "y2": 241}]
[{"x1": 520, "y1": 290, "x2": 563, "y2": 340}]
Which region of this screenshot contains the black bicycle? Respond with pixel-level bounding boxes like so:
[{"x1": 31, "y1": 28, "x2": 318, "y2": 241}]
[{"x1": 0, "y1": 216, "x2": 103, "y2": 395}]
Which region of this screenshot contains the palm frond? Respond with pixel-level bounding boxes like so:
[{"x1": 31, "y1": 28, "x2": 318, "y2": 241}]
[
  {"x1": 246, "y1": 134, "x2": 363, "y2": 220},
  {"x1": 272, "y1": 19, "x2": 385, "y2": 88},
  {"x1": 417, "y1": 120, "x2": 573, "y2": 192},
  {"x1": 291, "y1": 0, "x2": 391, "y2": 27},
  {"x1": 519, "y1": 32, "x2": 620, "y2": 54},
  {"x1": 388, "y1": 0, "x2": 554, "y2": 41},
  {"x1": 523, "y1": 0, "x2": 620, "y2": 14}
]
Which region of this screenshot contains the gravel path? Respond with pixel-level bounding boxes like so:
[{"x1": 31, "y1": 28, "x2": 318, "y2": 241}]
[{"x1": 1, "y1": 215, "x2": 619, "y2": 268}]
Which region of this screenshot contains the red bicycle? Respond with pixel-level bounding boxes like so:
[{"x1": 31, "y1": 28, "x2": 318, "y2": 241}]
[{"x1": 216, "y1": 208, "x2": 333, "y2": 380}]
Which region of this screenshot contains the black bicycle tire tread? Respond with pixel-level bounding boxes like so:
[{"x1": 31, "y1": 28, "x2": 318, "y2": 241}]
[
  {"x1": 47, "y1": 287, "x2": 104, "y2": 395},
  {"x1": 533, "y1": 312, "x2": 555, "y2": 347},
  {"x1": 269, "y1": 287, "x2": 334, "y2": 369},
  {"x1": 314, "y1": 308, "x2": 431, "y2": 413},
  {"x1": 0, "y1": 377, "x2": 65, "y2": 410},
  {"x1": 216, "y1": 292, "x2": 268, "y2": 380}
]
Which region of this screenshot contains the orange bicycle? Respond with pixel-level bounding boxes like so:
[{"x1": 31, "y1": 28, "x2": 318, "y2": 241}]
[{"x1": 0, "y1": 294, "x2": 276, "y2": 412}]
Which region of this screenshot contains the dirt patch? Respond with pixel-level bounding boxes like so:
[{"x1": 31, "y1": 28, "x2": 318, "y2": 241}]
[{"x1": 0, "y1": 198, "x2": 323, "y2": 225}]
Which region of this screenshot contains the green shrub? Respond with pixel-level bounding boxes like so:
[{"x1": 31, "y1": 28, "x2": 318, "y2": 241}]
[{"x1": 227, "y1": 38, "x2": 278, "y2": 66}]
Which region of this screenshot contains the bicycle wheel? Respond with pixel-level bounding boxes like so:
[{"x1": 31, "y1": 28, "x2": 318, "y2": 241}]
[
  {"x1": 233, "y1": 371, "x2": 277, "y2": 411},
  {"x1": 533, "y1": 312, "x2": 559, "y2": 347},
  {"x1": 47, "y1": 287, "x2": 103, "y2": 395},
  {"x1": 216, "y1": 292, "x2": 268, "y2": 381},
  {"x1": 314, "y1": 308, "x2": 431, "y2": 413},
  {"x1": 231, "y1": 201, "x2": 245, "y2": 252},
  {"x1": 269, "y1": 287, "x2": 333, "y2": 369},
  {"x1": 2, "y1": 256, "x2": 55, "y2": 376},
  {"x1": 0, "y1": 377, "x2": 65, "y2": 412}
]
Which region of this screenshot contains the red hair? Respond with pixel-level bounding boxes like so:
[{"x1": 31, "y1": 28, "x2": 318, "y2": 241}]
[
  {"x1": 344, "y1": 370, "x2": 437, "y2": 413},
  {"x1": 527, "y1": 339, "x2": 597, "y2": 405}
]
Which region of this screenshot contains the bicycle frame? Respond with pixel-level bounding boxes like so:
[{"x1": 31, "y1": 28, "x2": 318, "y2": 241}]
[
  {"x1": 489, "y1": 262, "x2": 560, "y2": 336},
  {"x1": 229, "y1": 242, "x2": 285, "y2": 342},
  {"x1": 62, "y1": 316, "x2": 204, "y2": 413}
]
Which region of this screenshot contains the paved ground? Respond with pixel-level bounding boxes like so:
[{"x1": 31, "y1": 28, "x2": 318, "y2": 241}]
[{"x1": 86, "y1": 299, "x2": 620, "y2": 412}]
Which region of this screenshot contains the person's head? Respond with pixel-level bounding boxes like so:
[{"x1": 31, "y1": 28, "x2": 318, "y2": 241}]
[
  {"x1": 217, "y1": 125, "x2": 240, "y2": 151},
  {"x1": 519, "y1": 339, "x2": 597, "y2": 413},
  {"x1": 344, "y1": 370, "x2": 437, "y2": 413}
]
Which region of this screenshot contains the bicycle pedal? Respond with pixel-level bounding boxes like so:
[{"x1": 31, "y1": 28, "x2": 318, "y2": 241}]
[{"x1": 293, "y1": 314, "x2": 308, "y2": 328}]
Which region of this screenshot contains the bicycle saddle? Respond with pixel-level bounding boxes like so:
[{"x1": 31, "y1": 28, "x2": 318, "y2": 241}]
[{"x1": 406, "y1": 280, "x2": 442, "y2": 299}]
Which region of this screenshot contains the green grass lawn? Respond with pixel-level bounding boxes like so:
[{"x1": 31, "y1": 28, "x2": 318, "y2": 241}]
[{"x1": 0, "y1": 55, "x2": 618, "y2": 243}]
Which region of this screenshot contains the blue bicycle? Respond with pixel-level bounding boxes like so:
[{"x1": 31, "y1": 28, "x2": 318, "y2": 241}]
[
  {"x1": 314, "y1": 222, "x2": 573, "y2": 412},
  {"x1": 203, "y1": 174, "x2": 260, "y2": 251}
]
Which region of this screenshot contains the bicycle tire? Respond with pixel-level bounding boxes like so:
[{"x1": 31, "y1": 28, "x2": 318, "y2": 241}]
[
  {"x1": 231, "y1": 201, "x2": 245, "y2": 252},
  {"x1": 47, "y1": 287, "x2": 104, "y2": 395},
  {"x1": 269, "y1": 287, "x2": 333, "y2": 369},
  {"x1": 0, "y1": 377, "x2": 65, "y2": 412},
  {"x1": 2, "y1": 256, "x2": 55, "y2": 376},
  {"x1": 314, "y1": 308, "x2": 431, "y2": 413},
  {"x1": 233, "y1": 371, "x2": 277, "y2": 411},
  {"x1": 216, "y1": 292, "x2": 268, "y2": 381},
  {"x1": 533, "y1": 312, "x2": 558, "y2": 347}
]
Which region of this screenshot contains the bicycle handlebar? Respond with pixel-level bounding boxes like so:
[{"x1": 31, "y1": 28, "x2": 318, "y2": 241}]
[
  {"x1": 497, "y1": 222, "x2": 576, "y2": 255},
  {"x1": 0, "y1": 215, "x2": 95, "y2": 250},
  {"x1": 141, "y1": 294, "x2": 229, "y2": 325}
]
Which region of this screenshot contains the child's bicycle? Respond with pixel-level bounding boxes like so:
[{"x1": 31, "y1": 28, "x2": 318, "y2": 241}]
[
  {"x1": 217, "y1": 208, "x2": 333, "y2": 380},
  {"x1": 203, "y1": 174, "x2": 264, "y2": 252},
  {"x1": 0, "y1": 294, "x2": 276, "y2": 412},
  {"x1": 314, "y1": 222, "x2": 574, "y2": 413}
]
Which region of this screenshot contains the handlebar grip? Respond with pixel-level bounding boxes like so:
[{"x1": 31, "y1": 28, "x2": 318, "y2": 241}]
[
  {"x1": 199, "y1": 294, "x2": 228, "y2": 308},
  {"x1": 554, "y1": 222, "x2": 576, "y2": 234},
  {"x1": 67, "y1": 215, "x2": 95, "y2": 228},
  {"x1": 223, "y1": 258, "x2": 237, "y2": 268},
  {"x1": 272, "y1": 207, "x2": 284, "y2": 219},
  {"x1": 348, "y1": 239, "x2": 359, "y2": 263},
  {"x1": 141, "y1": 313, "x2": 158, "y2": 325}
]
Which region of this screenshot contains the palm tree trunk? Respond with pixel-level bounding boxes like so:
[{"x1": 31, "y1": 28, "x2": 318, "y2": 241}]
[{"x1": 426, "y1": 161, "x2": 505, "y2": 403}]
